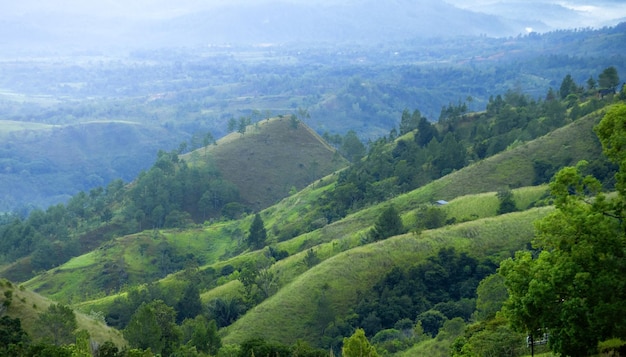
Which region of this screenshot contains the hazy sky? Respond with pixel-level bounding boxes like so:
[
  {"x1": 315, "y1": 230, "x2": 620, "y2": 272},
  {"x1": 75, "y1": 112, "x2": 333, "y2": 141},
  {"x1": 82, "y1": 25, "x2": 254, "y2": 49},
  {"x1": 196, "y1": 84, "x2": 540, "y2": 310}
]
[
  {"x1": 2, "y1": 0, "x2": 625, "y2": 52},
  {"x1": 4, "y1": 0, "x2": 626, "y2": 26}
]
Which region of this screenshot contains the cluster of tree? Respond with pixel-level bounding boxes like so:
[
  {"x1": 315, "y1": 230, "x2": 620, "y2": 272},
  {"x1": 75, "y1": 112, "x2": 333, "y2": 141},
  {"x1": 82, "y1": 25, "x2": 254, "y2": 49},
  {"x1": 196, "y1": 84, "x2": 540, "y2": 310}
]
[
  {"x1": 124, "y1": 149, "x2": 240, "y2": 229},
  {"x1": 453, "y1": 103, "x2": 626, "y2": 357},
  {"x1": 498, "y1": 103, "x2": 626, "y2": 357},
  {"x1": 320, "y1": 248, "x2": 496, "y2": 354}
]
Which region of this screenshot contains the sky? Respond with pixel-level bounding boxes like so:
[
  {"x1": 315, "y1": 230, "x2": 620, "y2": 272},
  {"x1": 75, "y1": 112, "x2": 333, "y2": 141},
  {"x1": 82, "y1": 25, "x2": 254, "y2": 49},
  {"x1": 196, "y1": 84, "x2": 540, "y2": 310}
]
[
  {"x1": 2, "y1": 0, "x2": 625, "y2": 53},
  {"x1": 3, "y1": 0, "x2": 626, "y2": 26}
]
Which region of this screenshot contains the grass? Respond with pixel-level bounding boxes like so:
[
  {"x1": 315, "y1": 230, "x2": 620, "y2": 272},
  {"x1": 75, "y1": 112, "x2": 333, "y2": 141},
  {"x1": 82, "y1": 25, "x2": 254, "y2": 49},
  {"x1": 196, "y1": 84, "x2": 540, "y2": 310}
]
[
  {"x1": 221, "y1": 207, "x2": 553, "y2": 345},
  {"x1": 0, "y1": 279, "x2": 126, "y2": 348},
  {"x1": 184, "y1": 117, "x2": 348, "y2": 211},
  {"x1": 16, "y1": 106, "x2": 604, "y2": 349}
]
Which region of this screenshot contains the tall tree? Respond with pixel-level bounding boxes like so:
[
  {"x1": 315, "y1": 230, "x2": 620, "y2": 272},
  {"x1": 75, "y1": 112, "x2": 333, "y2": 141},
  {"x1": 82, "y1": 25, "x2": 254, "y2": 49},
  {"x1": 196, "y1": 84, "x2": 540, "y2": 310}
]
[
  {"x1": 559, "y1": 74, "x2": 577, "y2": 99},
  {"x1": 340, "y1": 131, "x2": 366, "y2": 163},
  {"x1": 175, "y1": 283, "x2": 203, "y2": 323},
  {"x1": 342, "y1": 328, "x2": 379, "y2": 357},
  {"x1": 36, "y1": 304, "x2": 77, "y2": 346},
  {"x1": 368, "y1": 205, "x2": 405, "y2": 242},
  {"x1": 598, "y1": 66, "x2": 620, "y2": 90},
  {"x1": 124, "y1": 300, "x2": 181, "y2": 356},
  {"x1": 247, "y1": 213, "x2": 267, "y2": 249},
  {"x1": 500, "y1": 104, "x2": 626, "y2": 357}
]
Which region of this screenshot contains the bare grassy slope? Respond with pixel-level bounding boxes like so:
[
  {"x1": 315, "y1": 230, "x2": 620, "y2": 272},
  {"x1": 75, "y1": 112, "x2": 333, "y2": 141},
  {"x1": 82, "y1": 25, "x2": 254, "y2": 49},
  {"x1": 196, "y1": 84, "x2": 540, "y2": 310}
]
[{"x1": 187, "y1": 117, "x2": 348, "y2": 211}]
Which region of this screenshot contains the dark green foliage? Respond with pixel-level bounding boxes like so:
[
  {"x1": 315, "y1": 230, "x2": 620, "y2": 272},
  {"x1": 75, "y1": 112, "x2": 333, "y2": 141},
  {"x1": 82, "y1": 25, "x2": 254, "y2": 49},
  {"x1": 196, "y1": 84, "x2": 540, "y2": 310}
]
[
  {"x1": 368, "y1": 205, "x2": 406, "y2": 242},
  {"x1": 208, "y1": 297, "x2": 246, "y2": 328},
  {"x1": 181, "y1": 315, "x2": 221, "y2": 355},
  {"x1": 598, "y1": 66, "x2": 620, "y2": 90},
  {"x1": 106, "y1": 283, "x2": 175, "y2": 329},
  {"x1": 496, "y1": 189, "x2": 517, "y2": 215},
  {"x1": 247, "y1": 213, "x2": 267, "y2": 250},
  {"x1": 175, "y1": 283, "x2": 204, "y2": 323},
  {"x1": 0, "y1": 316, "x2": 29, "y2": 354},
  {"x1": 416, "y1": 310, "x2": 447, "y2": 337},
  {"x1": 339, "y1": 131, "x2": 366, "y2": 163},
  {"x1": 303, "y1": 249, "x2": 321, "y2": 268},
  {"x1": 94, "y1": 341, "x2": 121, "y2": 357},
  {"x1": 559, "y1": 74, "x2": 578, "y2": 100},
  {"x1": 124, "y1": 300, "x2": 181, "y2": 356},
  {"x1": 354, "y1": 248, "x2": 495, "y2": 338},
  {"x1": 238, "y1": 338, "x2": 291, "y2": 357},
  {"x1": 36, "y1": 304, "x2": 77, "y2": 346}
]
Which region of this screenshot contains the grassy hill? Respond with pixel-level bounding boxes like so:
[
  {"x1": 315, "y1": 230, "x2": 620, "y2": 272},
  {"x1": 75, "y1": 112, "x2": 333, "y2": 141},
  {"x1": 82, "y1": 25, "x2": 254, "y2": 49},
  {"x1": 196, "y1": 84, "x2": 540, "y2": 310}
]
[
  {"x1": 12, "y1": 103, "x2": 615, "y2": 353},
  {"x1": 0, "y1": 278, "x2": 126, "y2": 347},
  {"x1": 184, "y1": 117, "x2": 348, "y2": 211},
  {"x1": 220, "y1": 206, "x2": 553, "y2": 345}
]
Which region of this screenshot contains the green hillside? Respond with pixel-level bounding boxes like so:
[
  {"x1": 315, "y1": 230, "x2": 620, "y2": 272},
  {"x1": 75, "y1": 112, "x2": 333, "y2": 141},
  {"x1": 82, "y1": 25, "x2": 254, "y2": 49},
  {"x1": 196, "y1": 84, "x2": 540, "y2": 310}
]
[
  {"x1": 0, "y1": 278, "x2": 126, "y2": 348},
  {"x1": 184, "y1": 116, "x2": 348, "y2": 211},
  {"x1": 22, "y1": 102, "x2": 603, "y2": 305},
  {"x1": 221, "y1": 206, "x2": 553, "y2": 345}
]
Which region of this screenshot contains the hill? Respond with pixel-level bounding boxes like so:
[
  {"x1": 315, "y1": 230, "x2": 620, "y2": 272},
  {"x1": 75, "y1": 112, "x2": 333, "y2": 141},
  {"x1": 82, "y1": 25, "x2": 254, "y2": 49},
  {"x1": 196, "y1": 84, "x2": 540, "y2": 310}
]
[
  {"x1": 0, "y1": 278, "x2": 125, "y2": 348},
  {"x1": 184, "y1": 117, "x2": 348, "y2": 211},
  {"x1": 22, "y1": 102, "x2": 605, "y2": 319}
]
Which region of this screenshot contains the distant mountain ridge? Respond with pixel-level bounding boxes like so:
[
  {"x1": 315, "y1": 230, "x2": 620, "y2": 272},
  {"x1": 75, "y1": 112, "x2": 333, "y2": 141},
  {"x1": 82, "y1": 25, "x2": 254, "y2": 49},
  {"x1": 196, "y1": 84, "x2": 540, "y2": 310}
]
[{"x1": 1, "y1": 0, "x2": 539, "y2": 52}]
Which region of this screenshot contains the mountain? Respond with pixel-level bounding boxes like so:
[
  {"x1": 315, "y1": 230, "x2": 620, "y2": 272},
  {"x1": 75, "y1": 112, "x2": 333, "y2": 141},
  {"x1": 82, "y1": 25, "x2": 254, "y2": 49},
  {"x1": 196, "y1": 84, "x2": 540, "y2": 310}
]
[{"x1": 0, "y1": 0, "x2": 536, "y2": 52}]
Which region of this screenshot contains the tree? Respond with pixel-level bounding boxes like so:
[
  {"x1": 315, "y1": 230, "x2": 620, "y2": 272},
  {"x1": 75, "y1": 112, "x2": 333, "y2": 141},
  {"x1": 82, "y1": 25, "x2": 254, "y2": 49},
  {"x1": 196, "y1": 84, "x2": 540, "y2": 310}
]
[
  {"x1": 500, "y1": 104, "x2": 626, "y2": 357},
  {"x1": 36, "y1": 304, "x2": 77, "y2": 346},
  {"x1": 559, "y1": 74, "x2": 577, "y2": 99},
  {"x1": 227, "y1": 118, "x2": 237, "y2": 133},
  {"x1": 340, "y1": 131, "x2": 366, "y2": 163},
  {"x1": 399, "y1": 109, "x2": 420, "y2": 135},
  {"x1": 342, "y1": 328, "x2": 379, "y2": 357},
  {"x1": 368, "y1": 205, "x2": 405, "y2": 242},
  {"x1": 175, "y1": 283, "x2": 203, "y2": 323},
  {"x1": 496, "y1": 189, "x2": 517, "y2": 214},
  {"x1": 181, "y1": 315, "x2": 221, "y2": 355},
  {"x1": 598, "y1": 66, "x2": 620, "y2": 90},
  {"x1": 0, "y1": 316, "x2": 29, "y2": 353},
  {"x1": 207, "y1": 298, "x2": 245, "y2": 328},
  {"x1": 247, "y1": 213, "x2": 267, "y2": 249},
  {"x1": 124, "y1": 300, "x2": 181, "y2": 356}
]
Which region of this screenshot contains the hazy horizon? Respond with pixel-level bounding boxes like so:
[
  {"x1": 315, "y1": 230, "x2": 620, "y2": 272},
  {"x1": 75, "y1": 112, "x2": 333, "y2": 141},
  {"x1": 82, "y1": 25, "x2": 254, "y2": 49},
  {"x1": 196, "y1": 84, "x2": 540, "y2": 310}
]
[{"x1": 1, "y1": 0, "x2": 625, "y2": 54}]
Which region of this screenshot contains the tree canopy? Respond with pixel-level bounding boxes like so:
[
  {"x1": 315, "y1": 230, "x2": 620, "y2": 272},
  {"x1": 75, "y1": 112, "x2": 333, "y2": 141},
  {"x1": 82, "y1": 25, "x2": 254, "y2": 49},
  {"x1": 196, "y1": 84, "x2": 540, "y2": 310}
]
[{"x1": 499, "y1": 103, "x2": 626, "y2": 356}]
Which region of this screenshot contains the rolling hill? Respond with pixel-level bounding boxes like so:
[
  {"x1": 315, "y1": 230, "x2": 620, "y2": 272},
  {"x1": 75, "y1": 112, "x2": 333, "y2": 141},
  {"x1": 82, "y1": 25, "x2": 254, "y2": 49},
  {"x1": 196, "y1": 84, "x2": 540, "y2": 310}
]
[
  {"x1": 184, "y1": 117, "x2": 349, "y2": 211},
  {"x1": 18, "y1": 102, "x2": 611, "y2": 344}
]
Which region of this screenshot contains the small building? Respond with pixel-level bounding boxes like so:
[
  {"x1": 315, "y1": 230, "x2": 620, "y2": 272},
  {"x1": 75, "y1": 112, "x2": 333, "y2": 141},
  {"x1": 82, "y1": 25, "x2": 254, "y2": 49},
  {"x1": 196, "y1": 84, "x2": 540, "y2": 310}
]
[{"x1": 435, "y1": 200, "x2": 448, "y2": 205}]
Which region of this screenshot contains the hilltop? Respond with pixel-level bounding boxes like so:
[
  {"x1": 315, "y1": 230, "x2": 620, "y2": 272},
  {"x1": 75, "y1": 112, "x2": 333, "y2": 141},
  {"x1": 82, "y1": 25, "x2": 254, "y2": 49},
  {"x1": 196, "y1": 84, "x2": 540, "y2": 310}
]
[{"x1": 184, "y1": 117, "x2": 348, "y2": 211}]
